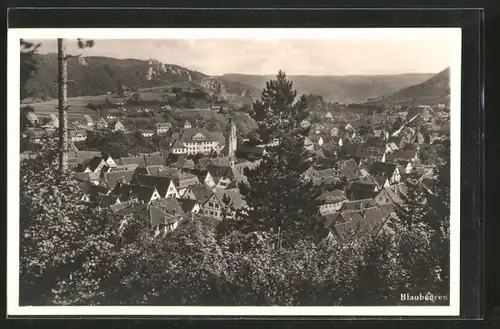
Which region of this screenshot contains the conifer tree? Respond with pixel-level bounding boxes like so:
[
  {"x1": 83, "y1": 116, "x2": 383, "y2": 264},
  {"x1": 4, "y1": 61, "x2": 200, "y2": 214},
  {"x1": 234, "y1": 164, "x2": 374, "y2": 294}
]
[
  {"x1": 224, "y1": 71, "x2": 324, "y2": 247},
  {"x1": 249, "y1": 70, "x2": 309, "y2": 143}
]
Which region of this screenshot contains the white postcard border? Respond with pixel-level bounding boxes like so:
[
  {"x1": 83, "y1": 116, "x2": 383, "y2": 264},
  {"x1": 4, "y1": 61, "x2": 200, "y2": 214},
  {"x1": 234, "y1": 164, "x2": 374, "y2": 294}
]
[{"x1": 8, "y1": 27, "x2": 462, "y2": 317}]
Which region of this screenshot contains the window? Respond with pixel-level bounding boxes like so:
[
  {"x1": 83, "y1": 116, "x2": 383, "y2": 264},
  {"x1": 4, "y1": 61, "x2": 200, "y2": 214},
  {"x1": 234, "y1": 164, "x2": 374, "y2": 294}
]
[
  {"x1": 386, "y1": 198, "x2": 389, "y2": 203},
  {"x1": 209, "y1": 202, "x2": 213, "y2": 207},
  {"x1": 215, "y1": 204, "x2": 220, "y2": 208}
]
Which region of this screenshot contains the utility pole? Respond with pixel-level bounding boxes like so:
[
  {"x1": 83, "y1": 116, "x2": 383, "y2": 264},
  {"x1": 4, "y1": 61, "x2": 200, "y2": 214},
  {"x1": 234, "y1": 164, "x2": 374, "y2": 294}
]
[{"x1": 57, "y1": 38, "x2": 69, "y2": 171}]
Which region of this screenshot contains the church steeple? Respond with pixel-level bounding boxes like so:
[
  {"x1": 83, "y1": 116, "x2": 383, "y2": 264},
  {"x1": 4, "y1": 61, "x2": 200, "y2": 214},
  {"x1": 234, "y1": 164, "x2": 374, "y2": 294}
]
[{"x1": 226, "y1": 118, "x2": 237, "y2": 165}]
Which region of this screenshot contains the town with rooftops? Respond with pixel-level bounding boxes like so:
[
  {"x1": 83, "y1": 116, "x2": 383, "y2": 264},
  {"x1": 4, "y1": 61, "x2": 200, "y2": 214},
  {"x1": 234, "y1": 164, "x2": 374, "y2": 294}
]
[
  {"x1": 20, "y1": 70, "x2": 450, "y2": 242},
  {"x1": 17, "y1": 38, "x2": 452, "y2": 307}
]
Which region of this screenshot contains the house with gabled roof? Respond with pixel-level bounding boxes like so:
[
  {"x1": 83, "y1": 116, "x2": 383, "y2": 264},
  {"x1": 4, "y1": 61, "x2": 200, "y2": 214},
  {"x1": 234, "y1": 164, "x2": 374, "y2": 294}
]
[
  {"x1": 153, "y1": 169, "x2": 199, "y2": 196},
  {"x1": 151, "y1": 197, "x2": 185, "y2": 218},
  {"x1": 110, "y1": 120, "x2": 125, "y2": 132},
  {"x1": 117, "y1": 156, "x2": 144, "y2": 166},
  {"x1": 82, "y1": 156, "x2": 108, "y2": 173},
  {"x1": 347, "y1": 179, "x2": 381, "y2": 201},
  {"x1": 201, "y1": 190, "x2": 246, "y2": 219},
  {"x1": 156, "y1": 122, "x2": 172, "y2": 135},
  {"x1": 309, "y1": 168, "x2": 343, "y2": 186},
  {"x1": 74, "y1": 171, "x2": 101, "y2": 185},
  {"x1": 78, "y1": 181, "x2": 110, "y2": 203},
  {"x1": 143, "y1": 154, "x2": 166, "y2": 166},
  {"x1": 317, "y1": 190, "x2": 347, "y2": 215},
  {"x1": 187, "y1": 168, "x2": 217, "y2": 188},
  {"x1": 130, "y1": 174, "x2": 179, "y2": 199},
  {"x1": 134, "y1": 165, "x2": 166, "y2": 176},
  {"x1": 181, "y1": 184, "x2": 214, "y2": 205},
  {"x1": 97, "y1": 194, "x2": 122, "y2": 208},
  {"x1": 111, "y1": 183, "x2": 161, "y2": 205},
  {"x1": 177, "y1": 198, "x2": 201, "y2": 215},
  {"x1": 101, "y1": 153, "x2": 118, "y2": 168},
  {"x1": 168, "y1": 156, "x2": 195, "y2": 170},
  {"x1": 368, "y1": 162, "x2": 401, "y2": 185},
  {"x1": 149, "y1": 206, "x2": 182, "y2": 235},
  {"x1": 101, "y1": 170, "x2": 135, "y2": 189},
  {"x1": 318, "y1": 207, "x2": 391, "y2": 243}
]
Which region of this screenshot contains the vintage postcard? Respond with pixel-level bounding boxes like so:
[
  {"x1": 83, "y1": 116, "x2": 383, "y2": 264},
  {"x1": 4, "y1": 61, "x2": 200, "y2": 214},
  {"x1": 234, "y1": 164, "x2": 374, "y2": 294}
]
[{"x1": 8, "y1": 28, "x2": 461, "y2": 316}]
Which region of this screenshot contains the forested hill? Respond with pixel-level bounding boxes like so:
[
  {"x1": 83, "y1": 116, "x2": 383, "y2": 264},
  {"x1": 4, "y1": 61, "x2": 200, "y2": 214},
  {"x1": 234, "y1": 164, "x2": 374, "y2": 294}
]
[
  {"x1": 364, "y1": 67, "x2": 451, "y2": 107},
  {"x1": 23, "y1": 54, "x2": 259, "y2": 102},
  {"x1": 220, "y1": 72, "x2": 436, "y2": 104}
]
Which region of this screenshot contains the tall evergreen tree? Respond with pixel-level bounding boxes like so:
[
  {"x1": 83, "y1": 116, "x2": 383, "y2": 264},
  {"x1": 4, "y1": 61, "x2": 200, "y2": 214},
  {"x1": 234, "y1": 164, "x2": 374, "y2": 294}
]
[
  {"x1": 222, "y1": 71, "x2": 323, "y2": 248},
  {"x1": 249, "y1": 70, "x2": 309, "y2": 144}
]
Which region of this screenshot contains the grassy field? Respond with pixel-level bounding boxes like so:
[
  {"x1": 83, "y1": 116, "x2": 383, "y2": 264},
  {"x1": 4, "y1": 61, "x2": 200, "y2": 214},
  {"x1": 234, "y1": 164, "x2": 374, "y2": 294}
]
[{"x1": 24, "y1": 95, "x2": 111, "y2": 120}]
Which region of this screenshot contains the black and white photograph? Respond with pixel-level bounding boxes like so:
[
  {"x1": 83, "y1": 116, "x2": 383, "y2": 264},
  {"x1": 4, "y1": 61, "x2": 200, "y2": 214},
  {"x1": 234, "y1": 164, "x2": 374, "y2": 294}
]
[{"x1": 8, "y1": 28, "x2": 461, "y2": 316}]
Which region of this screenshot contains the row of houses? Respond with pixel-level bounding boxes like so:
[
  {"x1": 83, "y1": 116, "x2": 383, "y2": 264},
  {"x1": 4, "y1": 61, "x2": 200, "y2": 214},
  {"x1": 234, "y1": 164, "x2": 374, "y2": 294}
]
[
  {"x1": 74, "y1": 151, "x2": 261, "y2": 233},
  {"x1": 74, "y1": 115, "x2": 172, "y2": 136}
]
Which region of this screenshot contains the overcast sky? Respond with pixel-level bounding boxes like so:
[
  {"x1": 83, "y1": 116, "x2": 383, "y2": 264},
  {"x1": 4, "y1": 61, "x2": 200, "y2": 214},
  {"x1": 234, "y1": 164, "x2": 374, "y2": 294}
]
[{"x1": 32, "y1": 38, "x2": 454, "y2": 76}]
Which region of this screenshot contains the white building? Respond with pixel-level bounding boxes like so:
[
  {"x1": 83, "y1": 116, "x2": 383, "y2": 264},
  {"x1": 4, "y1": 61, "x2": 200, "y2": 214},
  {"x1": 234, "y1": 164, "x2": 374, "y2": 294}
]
[
  {"x1": 156, "y1": 122, "x2": 172, "y2": 135},
  {"x1": 171, "y1": 122, "x2": 235, "y2": 156}
]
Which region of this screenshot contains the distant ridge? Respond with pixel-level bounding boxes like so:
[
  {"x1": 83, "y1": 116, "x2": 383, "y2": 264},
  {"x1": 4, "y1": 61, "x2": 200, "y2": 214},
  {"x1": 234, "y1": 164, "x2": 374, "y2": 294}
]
[
  {"x1": 219, "y1": 72, "x2": 436, "y2": 103},
  {"x1": 364, "y1": 67, "x2": 450, "y2": 107},
  {"x1": 23, "y1": 54, "x2": 258, "y2": 103}
]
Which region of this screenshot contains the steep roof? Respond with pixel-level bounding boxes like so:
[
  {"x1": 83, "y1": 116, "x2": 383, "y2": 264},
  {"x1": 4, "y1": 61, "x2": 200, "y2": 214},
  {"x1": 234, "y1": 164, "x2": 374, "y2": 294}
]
[
  {"x1": 87, "y1": 156, "x2": 104, "y2": 172},
  {"x1": 177, "y1": 198, "x2": 199, "y2": 214},
  {"x1": 151, "y1": 197, "x2": 185, "y2": 217},
  {"x1": 372, "y1": 175, "x2": 388, "y2": 187},
  {"x1": 318, "y1": 190, "x2": 347, "y2": 204},
  {"x1": 116, "y1": 183, "x2": 158, "y2": 203},
  {"x1": 145, "y1": 165, "x2": 166, "y2": 175},
  {"x1": 118, "y1": 156, "x2": 146, "y2": 166},
  {"x1": 185, "y1": 184, "x2": 214, "y2": 204},
  {"x1": 341, "y1": 199, "x2": 376, "y2": 211},
  {"x1": 130, "y1": 174, "x2": 174, "y2": 196},
  {"x1": 110, "y1": 201, "x2": 148, "y2": 216},
  {"x1": 309, "y1": 168, "x2": 342, "y2": 185},
  {"x1": 149, "y1": 206, "x2": 179, "y2": 226},
  {"x1": 78, "y1": 181, "x2": 109, "y2": 196},
  {"x1": 169, "y1": 156, "x2": 195, "y2": 169},
  {"x1": 213, "y1": 190, "x2": 246, "y2": 209},
  {"x1": 143, "y1": 154, "x2": 165, "y2": 166},
  {"x1": 349, "y1": 182, "x2": 379, "y2": 200},
  {"x1": 340, "y1": 158, "x2": 359, "y2": 172},
  {"x1": 176, "y1": 127, "x2": 225, "y2": 144},
  {"x1": 368, "y1": 162, "x2": 397, "y2": 178},
  {"x1": 341, "y1": 166, "x2": 361, "y2": 182},
  {"x1": 102, "y1": 170, "x2": 135, "y2": 189}
]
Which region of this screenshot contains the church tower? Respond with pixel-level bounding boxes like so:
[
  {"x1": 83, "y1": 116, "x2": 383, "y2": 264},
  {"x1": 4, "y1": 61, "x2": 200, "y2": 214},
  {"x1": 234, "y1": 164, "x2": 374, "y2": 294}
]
[{"x1": 226, "y1": 118, "x2": 237, "y2": 165}]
